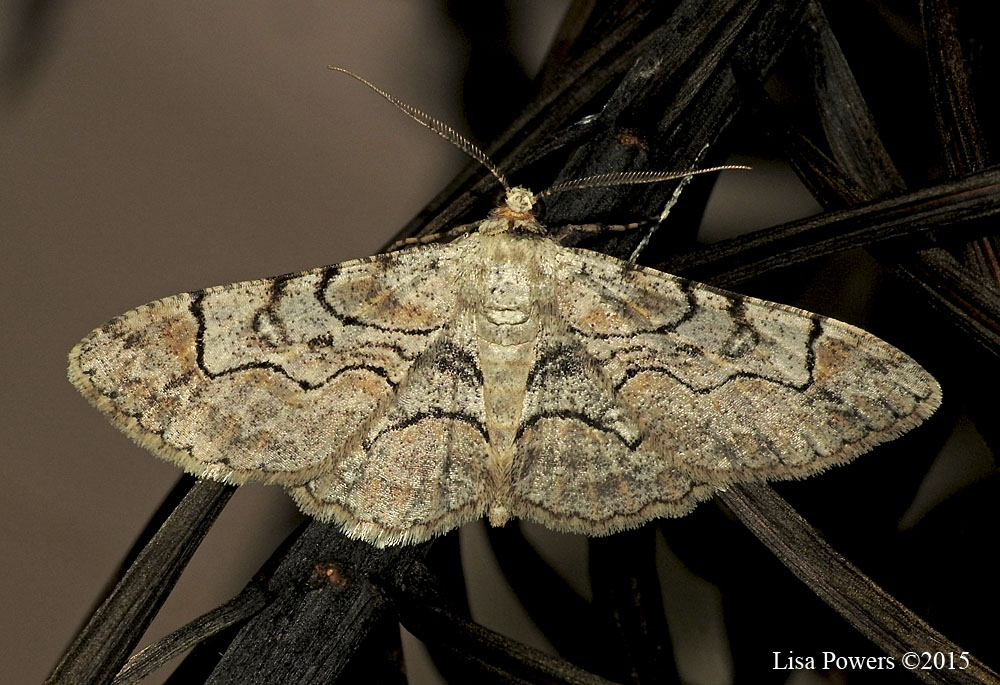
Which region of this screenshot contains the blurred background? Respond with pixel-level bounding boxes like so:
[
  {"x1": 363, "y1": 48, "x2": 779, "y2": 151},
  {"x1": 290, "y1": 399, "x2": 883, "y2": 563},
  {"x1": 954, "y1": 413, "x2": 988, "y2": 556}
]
[{"x1": 3, "y1": 2, "x2": 992, "y2": 684}]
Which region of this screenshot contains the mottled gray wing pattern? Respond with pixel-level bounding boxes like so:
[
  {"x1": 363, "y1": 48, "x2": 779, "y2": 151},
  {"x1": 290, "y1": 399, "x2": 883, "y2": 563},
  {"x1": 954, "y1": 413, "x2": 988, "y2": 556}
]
[
  {"x1": 69, "y1": 243, "x2": 492, "y2": 545},
  {"x1": 289, "y1": 311, "x2": 492, "y2": 545},
  {"x1": 510, "y1": 246, "x2": 941, "y2": 533},
  {"x1": 511, "y1": 316, "x2": 715, "y2": 535}
]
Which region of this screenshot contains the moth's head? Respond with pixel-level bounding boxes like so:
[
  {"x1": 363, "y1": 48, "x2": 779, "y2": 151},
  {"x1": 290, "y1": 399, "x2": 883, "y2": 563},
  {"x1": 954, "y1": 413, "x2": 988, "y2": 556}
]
[
  {"x1": 479, "y1": 185, "x2": 545, "y2": 236},
  {"x1": 504, "y1": 186, "x2": 536, "y2": 214}
]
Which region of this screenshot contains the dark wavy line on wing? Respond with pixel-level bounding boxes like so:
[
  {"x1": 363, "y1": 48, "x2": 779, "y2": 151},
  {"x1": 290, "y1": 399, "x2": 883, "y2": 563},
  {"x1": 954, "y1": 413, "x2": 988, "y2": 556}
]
[
  {"x1": 514, "y1": 409, "x2": 642, "y2": 450},
  {"x1": 192, "y1": 292, "x2": 398, "y2": 390},
  {"x1": 362, "y1": 408, "x2": 490, "y2": 449}
]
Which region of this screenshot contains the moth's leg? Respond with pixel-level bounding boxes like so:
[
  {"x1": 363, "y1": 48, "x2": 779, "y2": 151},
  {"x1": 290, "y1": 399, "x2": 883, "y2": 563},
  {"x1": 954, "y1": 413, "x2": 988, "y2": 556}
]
[
  {"x1": 552, "y1": 168, "x2": 702, "y2": 260},
  {"x1": 549, "y1": 219, "x2": 654, "y2": 244},
  {"x1": 627, "y1": 170, "x2": 703, "y2": 262},
  {"x1": 387, "y1": 223, "x2": 478, "y2": 252}
]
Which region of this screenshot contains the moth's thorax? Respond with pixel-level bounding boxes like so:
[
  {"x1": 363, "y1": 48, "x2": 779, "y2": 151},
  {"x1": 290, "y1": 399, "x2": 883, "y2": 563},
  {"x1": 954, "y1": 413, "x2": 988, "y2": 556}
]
[{"x1": 472, "y1": 233, "x2": 547, "y2": 346}]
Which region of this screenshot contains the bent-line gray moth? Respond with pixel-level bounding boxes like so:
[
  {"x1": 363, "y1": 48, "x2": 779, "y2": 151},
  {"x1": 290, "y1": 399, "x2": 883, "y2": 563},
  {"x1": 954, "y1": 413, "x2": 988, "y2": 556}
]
[
  {"x1": 68, "y1": 72, "x2": 941, "y2": 547},
  {"x1": 68, "y1": 184, "x2": 941, "y2": 546}
]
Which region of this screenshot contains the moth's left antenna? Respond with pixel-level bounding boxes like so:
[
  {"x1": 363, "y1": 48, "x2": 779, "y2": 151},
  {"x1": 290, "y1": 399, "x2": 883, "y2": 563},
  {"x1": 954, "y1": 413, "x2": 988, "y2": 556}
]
[{"x1": 328, "y1": 66, "x2": 509, "y2": 191}]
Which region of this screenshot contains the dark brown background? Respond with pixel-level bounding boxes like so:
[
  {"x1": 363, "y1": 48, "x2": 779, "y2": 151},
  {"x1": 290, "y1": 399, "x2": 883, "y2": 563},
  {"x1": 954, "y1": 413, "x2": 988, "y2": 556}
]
[{"x1": 5, "y1": 3, "x2": 982, "y2": 684}]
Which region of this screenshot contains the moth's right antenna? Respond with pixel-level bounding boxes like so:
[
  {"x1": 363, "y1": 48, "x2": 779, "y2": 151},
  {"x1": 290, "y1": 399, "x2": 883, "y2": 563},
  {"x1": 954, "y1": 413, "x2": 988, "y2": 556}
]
[
  {"x1": 536, "y1": 166, "x2": 750, "y2": 198},
  {"x1": 329, "y1": 66, "x2": 510, "y2": 191}
]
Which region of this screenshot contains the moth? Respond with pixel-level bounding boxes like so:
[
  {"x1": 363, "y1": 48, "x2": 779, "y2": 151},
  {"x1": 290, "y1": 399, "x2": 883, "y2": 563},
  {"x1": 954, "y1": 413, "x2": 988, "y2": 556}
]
[{"x1": 69, "y1": 68, "x2": 941, "y2": 547}]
